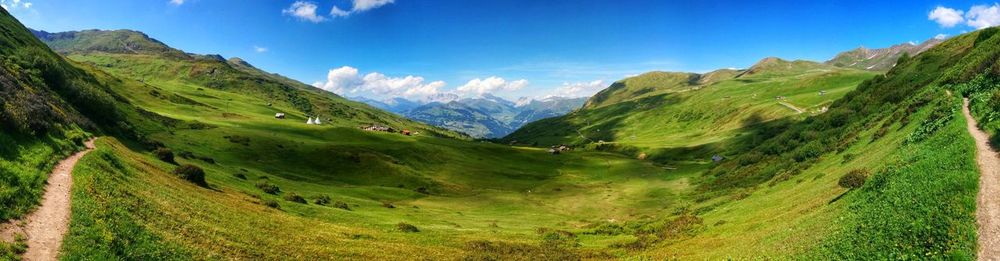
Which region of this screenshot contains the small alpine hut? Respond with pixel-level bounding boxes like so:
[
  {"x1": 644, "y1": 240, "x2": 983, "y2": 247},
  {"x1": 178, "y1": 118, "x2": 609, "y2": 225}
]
[
  {"x1": 275, "y1": 113, "x2": 285, "y2": 119},
  {"x1": 402, "y1": 129, "x2": 411, "y2": 136}
]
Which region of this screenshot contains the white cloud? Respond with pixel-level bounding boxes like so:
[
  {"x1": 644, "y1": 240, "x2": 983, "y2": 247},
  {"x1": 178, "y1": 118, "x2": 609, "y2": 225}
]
[
  {"x1": 328, "y1": 0, "x2": 395, "y2": 18},
  {"x1": 283, "y1": 1, "x2": 326, "y2": 23},
  {"x1": 929, "y1": 6, "x2": 965, "y2": 27},
  {"x1": 315, "y1": 66, "x2": 362, "y2": 94},
  {"x1": 330, "y1": 6, "x2": 350, "y2": 17},
  {"x1": 352, "y1": 0, "x2": 394, "y2": 12},
  {"x1": 966, "y1": 3, "x2": 1000, "y2": 29},
  {"x1": 169, "y1": 0, "x2": 184, "y2": 6},
  {"x1": 544, "y1": 80, "x2": 606, "y2": 98},
  {"x1": 456, "y1": 77, "x2": 528, "y2": 95},
  {"x1": 0, "y1": 0, "x2": 31, "y2": 10},
  {"x1": 934, "y1": 33, "x2": 948, "y2": 40},
  {"x1": 315, "y1": 66, "x2": 446, "y2": 99},
  {"x1": 253, "y1": 46, "x2": 268, "y2": 53}
]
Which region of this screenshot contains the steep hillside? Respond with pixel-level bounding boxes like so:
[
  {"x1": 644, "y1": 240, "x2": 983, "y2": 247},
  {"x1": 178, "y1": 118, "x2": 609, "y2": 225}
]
[
  {"x1": 505, "y1": 58, "x2": 876, "y2": 160},
  {"x1": 0, "y1": 8, "x2": 174, "y2": 226},
  {"x1": 31, "y1": 29, "x2": 459, "y2": 138},
  {"x1": 31, "y1": 29, "x2": 185, "y2": 57},
  {"x1": 584, "y1": 71, "x2": 701, "y2": 108},
  {"x1": 664, "y1": 29, "x2": 1000, "y2": 258},
  {"x1": 825, "y1": 38, "x2": 943, "y2": 71}
]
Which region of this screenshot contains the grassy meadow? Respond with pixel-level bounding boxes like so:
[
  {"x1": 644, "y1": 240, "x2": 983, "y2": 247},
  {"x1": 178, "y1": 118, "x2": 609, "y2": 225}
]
[
  {"x1": 504, "y1": 64, "x2": 878, "y2": 161},
  {"x1": 2, "y1": 8, "x2": 997, "y2": 259}
]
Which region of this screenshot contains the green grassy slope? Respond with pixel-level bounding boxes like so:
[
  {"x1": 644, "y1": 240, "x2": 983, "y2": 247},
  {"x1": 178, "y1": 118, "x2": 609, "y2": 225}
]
[
  {"x1": 0, "y1": 8, "x2": 155, "y2": 222},
  {"x1": 505, "y1": 58, "x2": 877, "y2": 161},
  {"x1": 4, "y1": 8, "x2": 997, "y2": 260},
  {"x1": 12, "y1": 15, "x2": 704, "y2": 260},
  {"x1": 658, "y1": 28, "x2": 999, "y2": 259},
  {"x1": 32, "y1": 29, "x2": 462, "y2": 139}
]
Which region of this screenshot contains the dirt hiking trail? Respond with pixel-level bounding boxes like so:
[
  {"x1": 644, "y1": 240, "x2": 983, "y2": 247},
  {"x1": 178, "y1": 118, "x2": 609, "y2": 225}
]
[
  {"x1": 963, "y1": 99, "x2": 1000, "y2": 260},
  {"x1": 0, "y1": 138, "x2": 95, "y2": 261}
]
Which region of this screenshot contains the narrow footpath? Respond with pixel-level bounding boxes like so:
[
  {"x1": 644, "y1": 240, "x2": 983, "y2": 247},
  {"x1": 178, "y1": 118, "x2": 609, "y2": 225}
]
[
  {"x1": 962, "y1": 99, "x2": 1000, "y2": 260},
  {"x1": 0, "y1": 138, "x2": 95, "y2": 260}
]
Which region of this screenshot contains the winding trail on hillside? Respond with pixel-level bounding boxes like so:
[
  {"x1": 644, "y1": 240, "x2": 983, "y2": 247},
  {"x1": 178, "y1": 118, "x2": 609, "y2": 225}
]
[
  {"x1": 0, "y1": 138, "x2": 95, "y2": 260},
  {"x1": 778, "y1": 101, "x2": 804, "y2": 114},
  {"x1": 963, "y1": 98, "x2": 1000, "y2": 259}
]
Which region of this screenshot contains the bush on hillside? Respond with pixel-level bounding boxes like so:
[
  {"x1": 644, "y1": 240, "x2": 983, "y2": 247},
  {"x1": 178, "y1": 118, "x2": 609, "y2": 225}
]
[
  {"x1": 396, "y1": 222, "x2": 419, "y2": 233},
  {"x1": 255, "y1": 181, "x2": 280, "y2": 194},
  {"x1": 838, "y1": 169, "x2": 869, "y2": 189},
  {"x1": 232, "y1": 173, "x2": 247, "y2": 180},
  {"x1": 172, "y1": 164, "x2": 207, "y2": 187},
  {"x1": 153, "y1": 147, "x2": 175, "y2": 164},
  {"x1": 283, "y1": 193, "x2": 306, "y2": 204},
  {"x1": 313, "y1": 195, "x2": 331, "y2": 205},
  {"x1": 333, "y1": 201, "x2": 351, "y2": 211},
  {"x1": 381, "y1": 202, "x2": 396, "y2": 209},
  {"x1": 540, "y1": 229, "x2": 580, "y2": 249},
  {"x1": 177, "y1": 151, "x2": 195, "y2": 159},
  {"x1": 262, "y1": 199, "x2": 280, "y2": 209}
]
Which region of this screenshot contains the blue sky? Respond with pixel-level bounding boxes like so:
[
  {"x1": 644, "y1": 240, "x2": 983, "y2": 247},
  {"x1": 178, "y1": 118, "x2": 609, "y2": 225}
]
[{"x1": 4, "y1": 0, "x2": 997, "y2": 101}]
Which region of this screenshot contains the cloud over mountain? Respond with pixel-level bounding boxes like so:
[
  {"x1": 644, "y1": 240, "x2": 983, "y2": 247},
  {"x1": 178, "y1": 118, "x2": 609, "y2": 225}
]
[
  {"x1": 314, "y1": 66, "x2": 445, "y2": 99},
  {"x1": 456, "y1": 77, "x2": 528, "y2": 96},
  {"x1": 929, "y1": 6, "x2": 964, "y2": 27},
  {"x1": 929, "y1": 4, "x2": 1000, "y2": 29}
]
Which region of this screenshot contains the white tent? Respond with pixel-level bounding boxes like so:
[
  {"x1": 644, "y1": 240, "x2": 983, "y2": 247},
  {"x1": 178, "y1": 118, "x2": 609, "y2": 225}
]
[
  {"x1": 314, "y1": 117, "x2": 321, "y2": 124},
  {"x1": 306, "y1": 117, "x2": 315, "y2": 124}
]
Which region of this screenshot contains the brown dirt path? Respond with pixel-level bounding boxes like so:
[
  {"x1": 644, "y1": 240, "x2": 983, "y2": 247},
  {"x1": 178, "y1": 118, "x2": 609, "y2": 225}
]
[
  {"x1": 0, "y1": 138, "x2": 95, "y2": 260},
  {"x1": 963, "y1": 99, "x2": 1000, "y2": 260}
]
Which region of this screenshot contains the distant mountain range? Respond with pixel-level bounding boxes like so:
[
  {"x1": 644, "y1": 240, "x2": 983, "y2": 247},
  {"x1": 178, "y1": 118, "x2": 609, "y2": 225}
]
[
  {"x1": 825, "y1": 37, "x2": 944, "y2": 71},
  {"x1": 352, "y1": 94, "x2": 587, "y2": 138}
]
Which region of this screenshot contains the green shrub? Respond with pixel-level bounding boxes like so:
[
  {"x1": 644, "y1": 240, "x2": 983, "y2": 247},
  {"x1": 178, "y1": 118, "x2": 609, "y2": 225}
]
[
  {"x1": 382, "y1": 201, "x2": 396, "y2": 208},
  {"x1": 333, "y1": 201, "x2": 351, "y2": 211},
  {"x1": 262, "y1": 199, "x2": 280, "y2": 209},
  {"x1": 540, "y1": 229, "x2": 579, "y2": 249},
  {"x1": 0, "y1": 234, "x2": 27, "y2": 260},
  {"x1": 153, "y1": 147, "x2": 175, "y2": 164},
  {"x1": 313, "y1": 195, "x2": 331, "y2": 205},
  {"x1": 177, "y1": 151, "x2": 195, "y2": 159},
  {"x1": 255, "y1": 181, "x2": 280, "y2": 194},
  {"x1": 396, "y1": 222, "x2": 419, "y2": 233},
  {"x1": 232, "y1": 173, "x2": 247, "y2": 180},
  {"x1": 283, "y1": 193, "x2": 306, "y2": 204},
  {"x1": 838, "y1": 169, "x2": 868, "y2": 189},
  {"x1": 171, "y1": 165, "x2": 207, "y2": 187}
]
